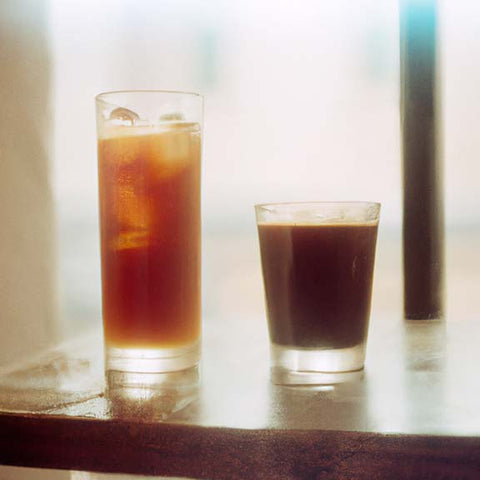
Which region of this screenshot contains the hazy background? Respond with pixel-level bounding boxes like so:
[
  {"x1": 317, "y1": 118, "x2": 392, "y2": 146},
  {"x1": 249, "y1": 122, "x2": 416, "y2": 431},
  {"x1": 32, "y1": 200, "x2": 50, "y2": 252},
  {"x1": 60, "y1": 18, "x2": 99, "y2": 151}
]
[{"x1": 49, "y1": 0, "x2": 480, "y2": 337}]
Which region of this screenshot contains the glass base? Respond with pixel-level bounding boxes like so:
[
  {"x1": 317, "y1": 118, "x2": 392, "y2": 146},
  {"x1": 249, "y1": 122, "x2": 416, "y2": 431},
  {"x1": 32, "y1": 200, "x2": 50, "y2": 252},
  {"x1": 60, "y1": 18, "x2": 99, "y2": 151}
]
[
  {"x1": 270, "y1": 343, "x2": 366, "y2": 385},
  {"x1": 105, "y1": 340, "x2": 200, "y2": 375},
  {"x1": 104, "y1": 341, "x2": 200, "y2": 418},
  {"x1": 106, "y1": 365, "x2": 200, "y2": 421}
]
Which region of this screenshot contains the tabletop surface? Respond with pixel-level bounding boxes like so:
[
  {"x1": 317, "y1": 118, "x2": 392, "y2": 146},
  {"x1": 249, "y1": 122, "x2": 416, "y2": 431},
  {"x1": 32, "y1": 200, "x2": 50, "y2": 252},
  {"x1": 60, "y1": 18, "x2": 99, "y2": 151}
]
[{"x1": 1, "y1": 313, "x2": 480, "y2": 478}]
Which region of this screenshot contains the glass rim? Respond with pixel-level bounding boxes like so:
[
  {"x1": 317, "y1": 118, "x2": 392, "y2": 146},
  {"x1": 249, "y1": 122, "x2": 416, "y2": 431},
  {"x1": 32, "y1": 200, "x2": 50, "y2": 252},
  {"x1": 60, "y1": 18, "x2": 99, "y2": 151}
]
[
  {"x1": 254, "y1": 201, "x2": 381, "y2": 210},
  {"x1": 95, "y1": 89, "x2": 203, "y2": 103},
  {"x1": 255, "y1": 201, "x2": 381, "y2": 225}
]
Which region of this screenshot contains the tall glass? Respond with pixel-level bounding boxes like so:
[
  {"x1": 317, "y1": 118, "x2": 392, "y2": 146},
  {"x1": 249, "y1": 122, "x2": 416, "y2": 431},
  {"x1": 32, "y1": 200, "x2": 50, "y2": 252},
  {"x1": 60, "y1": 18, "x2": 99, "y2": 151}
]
[
  {"x1": 96, "y1": 91, "x2": 202, "y2": 388},
  {"x1": 256, "y1": 202, "x2": 380, "y2": 385}
]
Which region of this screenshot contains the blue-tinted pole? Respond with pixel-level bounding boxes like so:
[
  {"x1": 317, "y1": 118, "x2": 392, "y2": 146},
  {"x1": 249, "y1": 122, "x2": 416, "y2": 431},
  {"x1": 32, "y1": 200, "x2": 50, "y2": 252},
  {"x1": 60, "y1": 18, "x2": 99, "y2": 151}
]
[{"x1": 400, "y1": 0, "x2": 444, "y2": 319}]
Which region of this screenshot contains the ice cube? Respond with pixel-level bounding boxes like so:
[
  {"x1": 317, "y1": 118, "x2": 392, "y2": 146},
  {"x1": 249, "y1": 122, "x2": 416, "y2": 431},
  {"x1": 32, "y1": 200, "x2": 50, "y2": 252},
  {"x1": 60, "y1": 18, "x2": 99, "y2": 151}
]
[
  {"x1": 112, "y1": 231, "x2": 150, "y2": 250},
  {"x1": 109, "y1": 107, "x2": 140, "y2": 126},
  {"x1": 148, "y1": 123, "x2": 201, "y2": 178},
  {"x1": 99, "y1": 131, "x2": 142, "y2": 165},
  {"x1": 115, "y1": 184, "x2": 152, "y2": 231}
]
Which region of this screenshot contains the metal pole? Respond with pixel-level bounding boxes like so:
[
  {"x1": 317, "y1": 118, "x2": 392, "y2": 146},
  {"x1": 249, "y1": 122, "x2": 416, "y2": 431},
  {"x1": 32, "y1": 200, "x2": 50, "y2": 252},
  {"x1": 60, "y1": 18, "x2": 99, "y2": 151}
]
[{"x1": 400, "y1": 0, "x2": 444, "y2": 319}]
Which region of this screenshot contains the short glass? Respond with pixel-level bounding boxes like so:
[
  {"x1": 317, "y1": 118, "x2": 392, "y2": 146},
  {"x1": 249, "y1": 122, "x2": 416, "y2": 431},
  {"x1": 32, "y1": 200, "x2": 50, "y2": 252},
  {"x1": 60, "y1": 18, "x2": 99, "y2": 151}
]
[
  {"x1": 255, "y1": 202, "x2": 380, "y2": 385},
  {"x1": 96, "y1": 91, "x2": 202, "y2": 388}
]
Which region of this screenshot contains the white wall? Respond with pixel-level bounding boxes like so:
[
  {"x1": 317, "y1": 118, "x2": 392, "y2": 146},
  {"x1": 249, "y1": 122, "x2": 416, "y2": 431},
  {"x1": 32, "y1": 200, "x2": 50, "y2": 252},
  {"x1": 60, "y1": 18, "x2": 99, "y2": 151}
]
[{"x1": 0, "y1": 0, "x2": 59, "y2": 366}]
